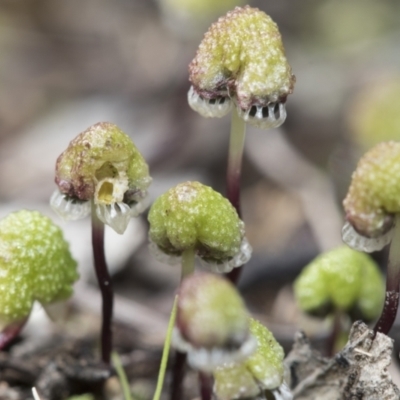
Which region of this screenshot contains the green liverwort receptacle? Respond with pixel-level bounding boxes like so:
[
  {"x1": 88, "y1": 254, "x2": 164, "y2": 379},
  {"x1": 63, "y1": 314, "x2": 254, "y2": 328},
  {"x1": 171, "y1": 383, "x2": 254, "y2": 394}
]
[
  {"x1": 51, "y1": 122, "x2": 151, "y2": 364},
  {"x1": 213, "y1": 318, "x2": 292, "y2": 400},
  {"x1": 188, "y1": 6, "x2": 295, "y2": 128},
  {"x1": 342, "y1": 141, "x2": 400, "y2": 250},
  {"x1": 51, "y1": 122, "x2": 151, "y2": 235},
  {"x1": 173, "y1": 272, "x2": 256, "y2": 371},
  {"x1": 148, "y1": 181, "x2": 252, "y2": 400},
  {"x1": 342, "y1": 141, "x2": 400, "y2": 335},
  {"x1": 148, "y1": 181, "x2": 251, "y2": 274},
  {"x1": 294, "y1": 246, "x2": 384, "y2": 322},
  {"x1": 294, "y1": 246, "x2": 384, "y2": 353},
  {"x1": 187, "y1": 7, "x2": 295, "y2": 284},
  {"x1": 0, "y1": 210, "x2": 78, "y2": 348}
]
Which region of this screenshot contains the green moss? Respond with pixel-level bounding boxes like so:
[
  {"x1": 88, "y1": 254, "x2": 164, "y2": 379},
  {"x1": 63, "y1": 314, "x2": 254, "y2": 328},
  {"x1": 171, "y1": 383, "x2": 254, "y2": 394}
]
[
  {"x1": 55, "y1": 122, "x2": 150, "y2": 202},
  {"x1": 343, "y1": 141, "x2": 400, "y2": 237},
  {"x1": 0, "y1": 210, "x2": 78, "y2": 327},
  {"x1": 294, "y1": 246, "x2": 384, "y2": 320},
  {"x1": 189, "y1": 6, "x2": 294, "y2": 109},
  {"x1": 148, "y1": 181, "x2": 244, "y2": 263}
]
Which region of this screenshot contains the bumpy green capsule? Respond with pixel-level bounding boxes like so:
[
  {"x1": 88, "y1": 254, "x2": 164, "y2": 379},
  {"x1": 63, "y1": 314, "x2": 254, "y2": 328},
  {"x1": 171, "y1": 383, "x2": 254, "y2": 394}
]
[
  {"x1": 294, "y1": 246, "x2": 384, "y2": 321},
  {"x1": 214, "y1": 318, "x2": 290, "y2": 400},
  {"x1": 148, "y1": 181, "x2": 251, "y2": 272},
  {"x1": 173, "y1": 272, "x2": 256, "y2": 371},
  {"x1": 0, "y1": 210, "x2": 78, "y2": 328},
  {"x1": 188, "y1": 6, "x2": 295, "y2": 128},
  {"x1": 51, "y1": 122, "x2": 151, "y2": 234},
  {"x1": 342, "y1": 141, "x2": 400, "y2": 252}
]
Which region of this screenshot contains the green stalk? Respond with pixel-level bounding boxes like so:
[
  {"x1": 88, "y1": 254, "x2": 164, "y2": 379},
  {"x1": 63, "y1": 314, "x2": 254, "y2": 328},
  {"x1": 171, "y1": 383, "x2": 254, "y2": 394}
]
[
  {"x1": 112, "y1": 352, "x2": 132, "y2": 400},
  {"x1": 181, "y1": 246, "x2": 196, "y2": 280},
  {"x1": 374, "y1": 214, "x2": 400, "y2": 335},
  {"x1": 153, "y1": 295, "x2": 179, "y2": 400}
]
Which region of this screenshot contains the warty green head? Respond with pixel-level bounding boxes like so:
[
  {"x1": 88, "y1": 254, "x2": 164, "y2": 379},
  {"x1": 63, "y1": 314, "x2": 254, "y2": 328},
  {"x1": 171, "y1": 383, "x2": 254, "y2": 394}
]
[
  {"x1": 344, "y1": 141, "x2": 400, "y2": 237},
  {"x1": 148, "y1": 181, "x2": 251, "y2": 271},
  {"x1": 188, "y1": 6, "x2": 295, "y2": 128},
  {"x1": 294, "y1": 246, "x2": 384, "y2": 321},
  {"x1": 52, "y1": 122, "x2": 151, "y2": 234},
  {"x1": 213, "y1": 318, "x2": 287, "y2": 400},
  {"x1": 173, "y1": 272, "x2": 256, "y2": 371},
  {"x1": 0, "y1": 210, "x2": 78, "y2": 328}
]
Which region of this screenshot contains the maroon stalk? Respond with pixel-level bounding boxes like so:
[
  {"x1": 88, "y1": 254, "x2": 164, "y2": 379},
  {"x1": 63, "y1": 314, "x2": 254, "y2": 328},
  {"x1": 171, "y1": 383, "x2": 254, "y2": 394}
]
[
  {"x1": 374, "y1": 215, "x2": 400, "y2": 336},
  {"x1": 91, "y1": 207, "x2": 114, "y2": 364},
  {"x1": 170, "y1": 351, "x2": 187, "y2": 400},
  {"x1": 0, "y1": 317, "x2": 28, "y2": 350},
  {"x1": 226, "y1": 109, "x2": 247, "y2": 285},
  {"x1": 199, "y1": 372, "x2": 213, "y2": 400}
]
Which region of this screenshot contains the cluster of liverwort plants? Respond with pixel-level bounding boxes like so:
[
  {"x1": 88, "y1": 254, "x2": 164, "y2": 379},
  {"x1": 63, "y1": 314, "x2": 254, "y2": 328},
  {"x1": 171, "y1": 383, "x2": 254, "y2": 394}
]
[
  {"x1": 2, "y1": 3, "x2": 398, "y2": 400},
  {"x1": 293, "y1": 139, "x2": 400, "y2": 360},
  {"x1": 0, "y1": 122, "x2": 151, "y2": 369},
  {"x1": 146, "y1": 183, "x2": 290, "y2": 400},
  {"x1": 148, "y1": 5, "x2": 295, "y2": 400},
  {"x1": 286, "y1": 141, "x2": 400, "y2": 398}
]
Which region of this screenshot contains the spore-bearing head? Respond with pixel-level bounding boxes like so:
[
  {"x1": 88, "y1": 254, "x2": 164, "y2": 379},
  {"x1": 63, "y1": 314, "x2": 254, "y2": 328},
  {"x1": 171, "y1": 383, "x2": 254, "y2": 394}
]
[
  {"x1": 52, "y1": 122, "x2": 151, "y2": 233},
  {"x1": 343, "y1": 141, "x2": 400, "y2": 251},
  {"x1": 188, "y1": 6, "x2": 295, "y2": 128}
]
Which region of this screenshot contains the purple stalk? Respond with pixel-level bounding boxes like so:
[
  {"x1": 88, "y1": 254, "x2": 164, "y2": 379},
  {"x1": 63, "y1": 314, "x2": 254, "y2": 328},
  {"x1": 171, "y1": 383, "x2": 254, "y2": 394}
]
[
  {"x1": 226, "y1": 108, "x2": 247, "y2": 285},
  {"x1": 374, "y1": 216, "x2": 400, "y2": 336},
  {"x1": 91, "y1": 206, "x2": 113, "y2": 364},
  {"x1": 226, "y1": 108, "x2": 246, "y2": 218},
  {"x1": 199, "y1": 372, "x2": 213, "y2": 400},
  {"x1": 326, "y1": 310, "x2": 342, "y2": 356},
  {"x1": 0, "y1": 317, "x2": 28, "y2": 350},
  {"x1": 170, "y1": 248, "x2": 196, "y2": 400},
  {"x1": 170, "y1": 351, "x2": 187, "y2": 400},
  {"x1": 226, "y1": 161, "x2": 242, "y2": 218}
]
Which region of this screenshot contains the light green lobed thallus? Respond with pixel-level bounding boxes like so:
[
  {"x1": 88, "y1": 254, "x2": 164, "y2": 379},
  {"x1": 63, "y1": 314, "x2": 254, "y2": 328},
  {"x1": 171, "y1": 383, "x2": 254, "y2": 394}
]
[
  {"x1": 343, "y1": 141, "x2": 400, "y2": 238},
  {"x1": 148, "y1": 181, "x2": 244, "y2": 263},
  {"x1": 55, "y1": 122, "x2": 150, "y2": 202},
  {"x1": 294, "y1": 246, "x2": 384, "y2": 321},
  {"x1": 213, "y1": 318, "x2": 285, "y2": 400},
  {"x1": 0, "y1": 210, "x2": 78, "y2": 328},
  {"x1": 189, "y1": 6, "x2": 295, "y2": 109},
  {"x1": 177, "y1": 272, "x2": 249, "y2": 349}
]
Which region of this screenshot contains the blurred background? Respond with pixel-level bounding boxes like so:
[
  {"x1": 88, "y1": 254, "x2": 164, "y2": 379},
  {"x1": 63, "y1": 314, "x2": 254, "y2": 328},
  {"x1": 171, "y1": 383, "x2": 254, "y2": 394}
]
[{"x1": 1, "y1": 0, "x2": 400, "y2": 396}]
